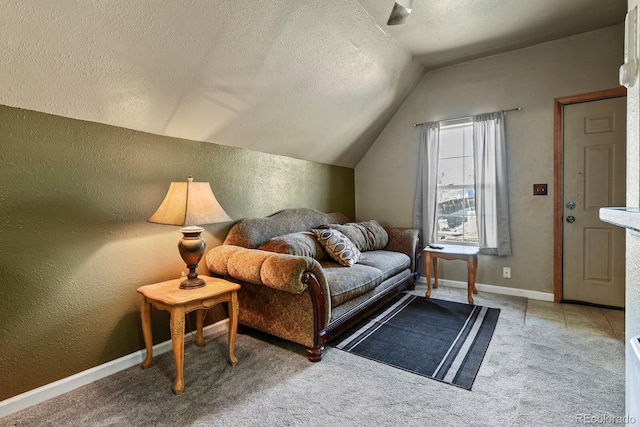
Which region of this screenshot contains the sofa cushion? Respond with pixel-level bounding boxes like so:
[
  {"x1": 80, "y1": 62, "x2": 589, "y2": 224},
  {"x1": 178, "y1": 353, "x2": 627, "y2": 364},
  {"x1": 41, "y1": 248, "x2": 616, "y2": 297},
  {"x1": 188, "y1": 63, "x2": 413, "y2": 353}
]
[
  {"x1": 312, "y1": 228, "x2": 362, "y2": 267},
  {"x1": 224, "y1": 208, "x2": 349, "y2": 248},
  {"x1": 258, "y1": 232, "x2": 325, "y2": 261},
  {"x1": 322, "y1": 262, "x2": 383, "y2": 306},
  {"x1": 319, "y1": 220, "x2": 388, "y2": 252},
  {"x1": 356, "y1": 250, "x2": 410, "y2": 281}
]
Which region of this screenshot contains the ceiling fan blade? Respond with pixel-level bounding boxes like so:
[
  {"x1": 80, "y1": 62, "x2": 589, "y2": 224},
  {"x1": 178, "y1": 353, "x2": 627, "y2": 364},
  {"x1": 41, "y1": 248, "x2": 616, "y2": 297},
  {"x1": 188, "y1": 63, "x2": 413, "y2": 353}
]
[{"x1": 387, "y1": 2, "x2": 412, "y2": 26}]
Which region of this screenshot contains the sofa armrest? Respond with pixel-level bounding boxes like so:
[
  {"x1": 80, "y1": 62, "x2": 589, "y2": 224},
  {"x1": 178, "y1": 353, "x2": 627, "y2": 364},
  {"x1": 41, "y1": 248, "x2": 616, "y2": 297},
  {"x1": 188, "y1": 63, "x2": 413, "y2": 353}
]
[
  {"x1": 205, "y1": 245, "x2": 329, "y2": 295},
  {"x1": 384, "y1": 227, "x2": 421, "y2": 272}
]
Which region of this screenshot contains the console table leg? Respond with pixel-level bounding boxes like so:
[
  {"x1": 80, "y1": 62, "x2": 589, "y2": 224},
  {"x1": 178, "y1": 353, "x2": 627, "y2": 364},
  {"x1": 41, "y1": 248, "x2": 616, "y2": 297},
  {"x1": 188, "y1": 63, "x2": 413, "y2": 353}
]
[
  {"x1": 140, "y1": 300, "x2": 153, "y2": 369},
  {"x1": 432, "y1": 258, "x2": 439, "y2": 288},
  {"x1": 170, "y1": 306, "x2": 185, "y2": 394},
  {"x1": 467, "y1": 255, "x2": 478, "y2": 305},
  {"x1": 425, "y1": 253, "x2": 432, "y2": 298}
]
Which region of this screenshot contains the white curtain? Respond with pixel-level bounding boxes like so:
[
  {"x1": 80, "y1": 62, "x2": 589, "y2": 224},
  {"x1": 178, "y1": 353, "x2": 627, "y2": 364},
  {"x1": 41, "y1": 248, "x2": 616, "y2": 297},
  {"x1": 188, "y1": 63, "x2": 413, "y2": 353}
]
[
  {"x1": 473, "y1": 112, "x2": 512, "y2": 256},
  {"x1": 413, "y1": 122, "x2": 440, "y2": 246}
]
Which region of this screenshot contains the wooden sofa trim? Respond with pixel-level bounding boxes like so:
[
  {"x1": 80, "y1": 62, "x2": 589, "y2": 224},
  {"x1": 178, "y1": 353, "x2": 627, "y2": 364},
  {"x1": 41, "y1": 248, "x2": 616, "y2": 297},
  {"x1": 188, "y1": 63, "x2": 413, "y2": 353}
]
[{"x1": 302, "y1": 271, "x2": 326, "y2": 362}]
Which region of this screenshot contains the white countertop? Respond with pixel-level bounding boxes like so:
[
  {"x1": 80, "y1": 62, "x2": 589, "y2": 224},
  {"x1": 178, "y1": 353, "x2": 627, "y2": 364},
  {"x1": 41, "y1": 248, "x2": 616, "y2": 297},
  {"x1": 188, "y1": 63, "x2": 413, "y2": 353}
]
[{"x1": 599, "y1": 207, "x2": 640, "y2": 233}]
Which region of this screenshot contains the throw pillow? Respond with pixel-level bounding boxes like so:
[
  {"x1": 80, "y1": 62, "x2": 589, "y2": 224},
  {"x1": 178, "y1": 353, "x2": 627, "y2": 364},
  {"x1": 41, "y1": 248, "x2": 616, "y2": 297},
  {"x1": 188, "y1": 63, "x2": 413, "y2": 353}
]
[
  {"x1": 258, "y1": 232, "x2": 325, "y2": 261},
  {"x1": 312, "y1": 228, "x2": 362, "y2": 267},
  {"x1": 319, "y1": 220, "x2": 388, "y2": 252}
]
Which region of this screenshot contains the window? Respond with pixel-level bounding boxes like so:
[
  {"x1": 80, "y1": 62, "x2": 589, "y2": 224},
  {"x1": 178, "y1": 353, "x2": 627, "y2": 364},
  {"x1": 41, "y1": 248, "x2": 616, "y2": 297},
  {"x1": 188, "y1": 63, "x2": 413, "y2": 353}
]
[
  {"x1": 414, "y1": 111, "x2": 510, "y2": 255},
  {"x1": 436, "y1": 118, "x2": 478, "y2": 244}
]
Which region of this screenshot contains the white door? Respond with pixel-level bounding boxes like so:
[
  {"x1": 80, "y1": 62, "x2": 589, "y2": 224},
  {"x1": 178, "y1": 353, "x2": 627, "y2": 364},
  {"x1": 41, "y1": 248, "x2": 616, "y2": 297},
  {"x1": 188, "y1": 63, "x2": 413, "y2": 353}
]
[{"x1": 563, "y1": 96, "x2": 626, "y2": 308}]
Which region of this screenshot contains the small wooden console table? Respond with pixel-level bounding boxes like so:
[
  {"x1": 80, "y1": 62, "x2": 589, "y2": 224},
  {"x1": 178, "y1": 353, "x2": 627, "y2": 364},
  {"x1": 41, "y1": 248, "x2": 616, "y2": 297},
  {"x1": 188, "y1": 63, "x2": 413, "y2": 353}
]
[
  {"x1": 137, "y1": 275, "x2": 240, "y2": 394},
  {"x1": 424, "y1": 245, "x2": 479, "y2": 305}
]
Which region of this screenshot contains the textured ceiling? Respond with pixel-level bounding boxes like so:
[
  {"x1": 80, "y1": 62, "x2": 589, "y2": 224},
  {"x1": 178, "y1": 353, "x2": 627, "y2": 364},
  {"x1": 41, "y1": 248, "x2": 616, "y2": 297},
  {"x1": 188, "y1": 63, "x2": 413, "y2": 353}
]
[
  {"x1": 359, "y1": 0, "x2": 626, "y2": 70},
  {"x1": 0, "y1": 1, "x2": 626, "y2": 168}
]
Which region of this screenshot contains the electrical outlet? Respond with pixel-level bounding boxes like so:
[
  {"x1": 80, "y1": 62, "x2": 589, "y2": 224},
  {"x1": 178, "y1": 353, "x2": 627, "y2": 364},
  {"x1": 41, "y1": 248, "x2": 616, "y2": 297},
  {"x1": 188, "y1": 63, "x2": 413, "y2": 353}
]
[
  {"x1": 502, "y1": 267, "x2": 511, "y2": 279},
  {"x1": 533, "y1": 183, "x2": 547, "y2": 196}
]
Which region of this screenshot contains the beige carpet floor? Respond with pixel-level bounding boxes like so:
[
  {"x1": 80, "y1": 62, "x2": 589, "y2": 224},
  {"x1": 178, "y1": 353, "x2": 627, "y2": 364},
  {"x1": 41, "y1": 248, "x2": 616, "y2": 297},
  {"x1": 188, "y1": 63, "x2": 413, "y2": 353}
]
[{"x1": 1, "y1": 285, "x2": 625, "y2": 426}]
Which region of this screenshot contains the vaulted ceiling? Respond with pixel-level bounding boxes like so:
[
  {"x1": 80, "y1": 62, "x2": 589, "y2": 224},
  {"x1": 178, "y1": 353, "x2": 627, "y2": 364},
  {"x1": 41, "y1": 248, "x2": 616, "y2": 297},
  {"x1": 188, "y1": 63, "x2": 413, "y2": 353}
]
[{"x1": 0, "y1": 1, "x2": 626, "y2": 168}]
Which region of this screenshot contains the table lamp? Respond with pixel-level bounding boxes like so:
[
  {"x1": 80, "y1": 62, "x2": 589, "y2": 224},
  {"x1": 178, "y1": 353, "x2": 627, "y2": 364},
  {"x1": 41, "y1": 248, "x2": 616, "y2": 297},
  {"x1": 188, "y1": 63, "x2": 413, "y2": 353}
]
[{"x1": 148, "y1": 176, "x2": 233, "y2": 289}]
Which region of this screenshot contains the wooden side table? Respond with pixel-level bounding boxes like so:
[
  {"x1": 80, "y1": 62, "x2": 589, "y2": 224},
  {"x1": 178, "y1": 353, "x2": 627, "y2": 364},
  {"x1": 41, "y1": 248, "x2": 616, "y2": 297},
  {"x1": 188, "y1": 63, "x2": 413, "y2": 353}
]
[
  {"x1": 424, "y1": 245, "x2": 479, "y2": 305},
  {"x1": 137, "y1": 275, "x2": 240, "y2": 394}
]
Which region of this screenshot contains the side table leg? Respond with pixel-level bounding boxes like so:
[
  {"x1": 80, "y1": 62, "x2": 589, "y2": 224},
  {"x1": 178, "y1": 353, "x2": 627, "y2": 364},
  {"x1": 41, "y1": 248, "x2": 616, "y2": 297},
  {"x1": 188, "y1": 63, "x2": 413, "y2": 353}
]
[
  {"x1": 228, "y1": 292, "x2": 239, "y2": 367},
  {"x1": 425, "y1": 253, "x2": 432, "y2": 298},
  {"x1": 195, "y1": 309, "x2": 205, "y2": 347},
  {"x1": 170, "y1": 306, "x2": 186, "y2": 394},
  {"x1": 140, "y1": 299, "x2": 153, "y2": 369},
  {"x1": 467, "y1": 255, "x2": 478, "y2": 305},
  {"x1": 433, "y1": 257, "x2": 439, "y2": 288}
]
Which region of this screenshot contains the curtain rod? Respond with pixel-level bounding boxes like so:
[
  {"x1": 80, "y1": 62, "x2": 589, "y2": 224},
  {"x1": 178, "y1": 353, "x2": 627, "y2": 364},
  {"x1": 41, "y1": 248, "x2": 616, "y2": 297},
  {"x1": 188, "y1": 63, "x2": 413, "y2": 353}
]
[{"x1": 413, "y1": 107, "x2": 522, "y2": 127}]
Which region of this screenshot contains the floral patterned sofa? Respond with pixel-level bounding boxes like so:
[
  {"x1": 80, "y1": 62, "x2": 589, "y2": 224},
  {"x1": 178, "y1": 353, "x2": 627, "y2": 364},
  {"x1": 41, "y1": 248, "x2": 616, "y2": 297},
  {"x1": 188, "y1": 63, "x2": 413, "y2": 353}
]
[{"x1": 205, "y1": 208, "x2": 420, "y2": 361}]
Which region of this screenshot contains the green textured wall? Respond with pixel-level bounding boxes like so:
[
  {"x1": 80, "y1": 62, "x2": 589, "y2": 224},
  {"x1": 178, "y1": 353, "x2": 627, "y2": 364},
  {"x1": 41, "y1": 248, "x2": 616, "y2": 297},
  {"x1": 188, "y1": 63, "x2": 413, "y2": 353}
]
[{"x1": 0, "y1": 105, "x2": 355, "y2": 401}]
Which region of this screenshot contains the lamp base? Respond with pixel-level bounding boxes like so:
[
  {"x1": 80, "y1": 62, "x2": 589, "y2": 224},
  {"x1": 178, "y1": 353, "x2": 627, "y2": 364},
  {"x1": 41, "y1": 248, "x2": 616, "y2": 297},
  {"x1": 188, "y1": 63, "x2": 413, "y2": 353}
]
[
  {"x1": 177, "y1": 226, "x2": 207, "y2": 290},
  {"x1": 179, "y1": 277, "x2": 206, "y2": 289}
]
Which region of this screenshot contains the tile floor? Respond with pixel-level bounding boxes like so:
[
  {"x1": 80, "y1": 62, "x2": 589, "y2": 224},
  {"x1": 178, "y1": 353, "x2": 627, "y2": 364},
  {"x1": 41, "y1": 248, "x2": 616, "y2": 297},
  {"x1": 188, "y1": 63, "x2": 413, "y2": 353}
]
[
  {"x1": 525, "y1": 298, "x2": 625, "y2": 340},
  {"x1": 419, "y1": 282, "x2": 626, "y2": 340}
]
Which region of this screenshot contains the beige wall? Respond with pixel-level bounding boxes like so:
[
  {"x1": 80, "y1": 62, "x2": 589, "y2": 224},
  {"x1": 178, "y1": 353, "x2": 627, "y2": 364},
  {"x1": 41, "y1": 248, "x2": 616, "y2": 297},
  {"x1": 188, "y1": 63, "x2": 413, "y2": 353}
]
[
  {"x1": 0, "y1": 106, "x2": 355, "y2": 401},
  {"x1": 355, "y1": 24, "x2": 623, "y2": 293}
]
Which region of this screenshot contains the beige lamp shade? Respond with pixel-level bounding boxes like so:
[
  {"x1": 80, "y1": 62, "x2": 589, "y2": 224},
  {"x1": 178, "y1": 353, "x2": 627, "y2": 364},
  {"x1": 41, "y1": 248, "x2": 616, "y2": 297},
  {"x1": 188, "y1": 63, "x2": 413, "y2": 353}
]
[{"x1": 148, "y1": 178, "x2": 232, "y2": 226}]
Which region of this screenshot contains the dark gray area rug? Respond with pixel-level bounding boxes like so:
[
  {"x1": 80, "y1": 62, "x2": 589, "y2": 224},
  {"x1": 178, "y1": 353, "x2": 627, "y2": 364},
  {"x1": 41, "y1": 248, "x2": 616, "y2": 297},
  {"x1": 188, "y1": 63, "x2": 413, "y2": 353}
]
[{"x1": 333, "y1": 293, "x2": 500, "y2": 390}]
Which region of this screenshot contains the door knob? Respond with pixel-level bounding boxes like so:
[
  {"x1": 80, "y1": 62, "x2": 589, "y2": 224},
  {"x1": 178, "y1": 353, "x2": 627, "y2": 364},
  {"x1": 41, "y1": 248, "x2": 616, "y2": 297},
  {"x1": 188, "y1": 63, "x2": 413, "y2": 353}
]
[
  {"x1": 566, "y1": 216, "x2": 576, "y2": 223},
  {"x1": 567, "y1": 201, "x2": 576, "y2": 210}
]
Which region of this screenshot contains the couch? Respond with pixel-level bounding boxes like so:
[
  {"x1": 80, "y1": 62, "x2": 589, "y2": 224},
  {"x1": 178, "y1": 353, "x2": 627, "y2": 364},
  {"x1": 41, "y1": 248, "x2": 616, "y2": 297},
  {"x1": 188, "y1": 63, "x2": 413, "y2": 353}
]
[{"x1": 205, "y1": 208, "x2": 420, "y2": 361}]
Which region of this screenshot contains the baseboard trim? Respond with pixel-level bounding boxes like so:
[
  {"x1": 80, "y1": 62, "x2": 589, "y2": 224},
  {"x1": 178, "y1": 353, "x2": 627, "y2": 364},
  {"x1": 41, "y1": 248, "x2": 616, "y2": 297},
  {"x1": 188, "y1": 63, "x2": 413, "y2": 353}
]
[
  {"x1": 0, "y1": 319, "x2": 229, "y2": 419},
  {"x1": 417, "y1": 277, "x2": 554, "y2": 302}
]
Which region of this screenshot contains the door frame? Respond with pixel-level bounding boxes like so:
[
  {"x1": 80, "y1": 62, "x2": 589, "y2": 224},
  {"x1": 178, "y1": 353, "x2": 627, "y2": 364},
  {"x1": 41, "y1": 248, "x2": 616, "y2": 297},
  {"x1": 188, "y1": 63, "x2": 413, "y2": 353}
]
[{"x1": 553, "y1": 87, "x2": 627, "y2": 303}]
